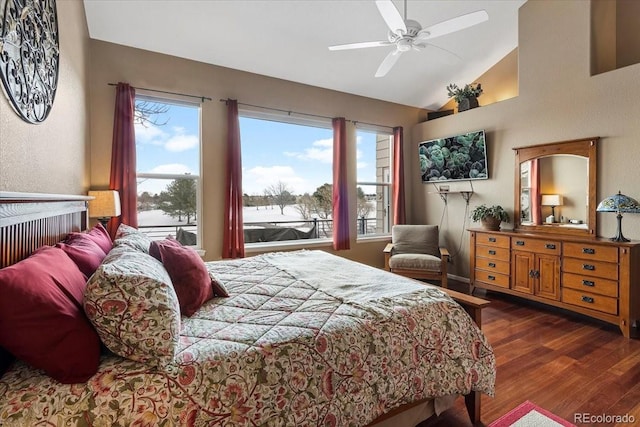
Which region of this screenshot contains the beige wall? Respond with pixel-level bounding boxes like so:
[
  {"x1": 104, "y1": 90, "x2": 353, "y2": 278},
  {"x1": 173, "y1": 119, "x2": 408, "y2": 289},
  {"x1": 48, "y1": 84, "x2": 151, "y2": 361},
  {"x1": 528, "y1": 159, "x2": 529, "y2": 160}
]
[
  {"x1": 440, "y1": 48, "x2": 519, "y2": 113},
  {"x1": 412, "y1": 0, "x2": 640, "y2": 279},
  {"x1": 88, "y1": 40, "x2": 425, "y2": 264},
  {"x1": 0, "y1": 0, "x2": 90, "y2": 193}
]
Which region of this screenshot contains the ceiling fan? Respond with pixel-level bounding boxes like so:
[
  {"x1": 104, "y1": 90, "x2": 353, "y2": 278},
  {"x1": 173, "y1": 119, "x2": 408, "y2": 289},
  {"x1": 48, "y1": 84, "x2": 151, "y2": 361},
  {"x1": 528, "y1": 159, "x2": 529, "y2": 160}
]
[{"x1": 328, "y1": 0, "x2": 489, "y2": 77}]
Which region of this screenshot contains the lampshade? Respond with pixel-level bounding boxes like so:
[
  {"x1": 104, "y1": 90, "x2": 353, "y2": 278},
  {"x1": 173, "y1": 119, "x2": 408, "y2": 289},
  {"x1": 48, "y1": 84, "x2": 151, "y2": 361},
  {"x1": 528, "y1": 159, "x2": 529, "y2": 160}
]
[
  {"x1": 88, "y1": 190, "x2": 121, "y2": 219},
  {"x1": 541, "y1": 194, "x2": 563, "y2": 206},
  {"x1": 596, "y1": 191, "x2": 640, "y2": 213},
  {"x1": 596, "y1": 191, "x2": 640, "y2": 242}
]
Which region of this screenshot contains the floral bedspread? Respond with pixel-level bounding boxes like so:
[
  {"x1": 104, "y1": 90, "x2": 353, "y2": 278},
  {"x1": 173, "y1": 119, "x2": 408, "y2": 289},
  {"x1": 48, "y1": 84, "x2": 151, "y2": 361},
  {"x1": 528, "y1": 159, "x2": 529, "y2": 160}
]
[{"x1": 0, "y1": 250, "x2": 495, "y2": 426}]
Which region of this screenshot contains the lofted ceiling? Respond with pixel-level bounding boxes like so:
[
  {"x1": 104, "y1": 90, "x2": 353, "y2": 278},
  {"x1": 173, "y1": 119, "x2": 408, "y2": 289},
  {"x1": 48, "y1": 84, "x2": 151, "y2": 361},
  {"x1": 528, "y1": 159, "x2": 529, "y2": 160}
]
[{"x1": 83, "y1": 0, "x2": 526, "y2": 110}]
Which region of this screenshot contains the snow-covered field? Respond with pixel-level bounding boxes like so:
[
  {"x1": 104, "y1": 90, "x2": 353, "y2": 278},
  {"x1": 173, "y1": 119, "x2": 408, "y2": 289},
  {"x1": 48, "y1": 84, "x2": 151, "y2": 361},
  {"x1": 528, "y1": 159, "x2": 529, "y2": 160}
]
[
  {"x1": 138, "y1": 205, "x2": 310, "y2": 227},
  {"x1": 138, "y1": 204, "x2": 374, "y2": 240}
]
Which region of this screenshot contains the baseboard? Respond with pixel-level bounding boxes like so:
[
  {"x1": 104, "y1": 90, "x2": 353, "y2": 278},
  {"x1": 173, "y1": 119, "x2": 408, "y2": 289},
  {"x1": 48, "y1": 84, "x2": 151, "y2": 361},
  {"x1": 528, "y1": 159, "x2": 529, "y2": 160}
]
[{"x1": 448, "y1": 274, "x2": 470, "y2": 284}]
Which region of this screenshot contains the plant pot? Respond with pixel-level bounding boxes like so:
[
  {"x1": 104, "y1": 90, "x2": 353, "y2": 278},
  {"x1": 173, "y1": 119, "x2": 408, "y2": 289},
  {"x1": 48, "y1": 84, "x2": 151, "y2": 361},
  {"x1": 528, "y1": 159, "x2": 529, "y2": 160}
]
[
  {"x1": 481, "y1": 217, "x2": 501, "y2": 231},
  {"x1": 458, "y1": 97, "x2": 479, "y2": 112}
]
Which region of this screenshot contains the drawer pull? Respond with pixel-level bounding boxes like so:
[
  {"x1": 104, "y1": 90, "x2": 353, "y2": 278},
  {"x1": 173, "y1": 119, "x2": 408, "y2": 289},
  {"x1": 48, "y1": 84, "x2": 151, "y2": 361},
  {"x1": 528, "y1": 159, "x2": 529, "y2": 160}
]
[
  {"x1": 488, "y1": 275, "x2": 496, "y2": 281},
  {"x1": 488, "y1": 262, "x2": 496, "y2": 268},
  {"x1": 581, "y1": 295, "x2": 594, "y2": 304},
  {"x1": 515, "y1": 240, "x2": 525, "y2": 246},
  {"x1": 545, "y1": 243, "x2": 556, "y2": 250},
  {"x1": 488, "y1": 250, "x2": 496, "y2": 255},
  {"x1": 582, "y1": 264, "x2": 596, "y2": 271},
  {"x1": 488, "y1": 237, "x2": 496, "y2": 243},
  {"x1": 582, "y1": 248, "x2": 595, "y2": 255},
  {"x1": 582, "y1": 280, "x2": 595, "y2": 287}
]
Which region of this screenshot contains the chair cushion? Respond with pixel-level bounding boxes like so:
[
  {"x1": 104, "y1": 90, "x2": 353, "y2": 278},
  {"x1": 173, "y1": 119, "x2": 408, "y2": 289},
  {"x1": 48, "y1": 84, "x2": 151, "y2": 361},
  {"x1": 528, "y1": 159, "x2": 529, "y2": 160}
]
[
  {"x1": 392, "y1": 225, "x2": 439, "y2": 257},
  {"x1": 389, "y1": 253, "x2": 442, "y2": 271}
]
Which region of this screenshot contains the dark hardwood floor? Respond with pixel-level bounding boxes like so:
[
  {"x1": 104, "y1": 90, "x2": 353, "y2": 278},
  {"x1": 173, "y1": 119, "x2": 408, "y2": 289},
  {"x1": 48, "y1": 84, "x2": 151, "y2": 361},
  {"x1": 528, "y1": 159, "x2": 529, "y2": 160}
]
[{"x1": 421, "y1": 281, "x2": 640, "y2": 426}]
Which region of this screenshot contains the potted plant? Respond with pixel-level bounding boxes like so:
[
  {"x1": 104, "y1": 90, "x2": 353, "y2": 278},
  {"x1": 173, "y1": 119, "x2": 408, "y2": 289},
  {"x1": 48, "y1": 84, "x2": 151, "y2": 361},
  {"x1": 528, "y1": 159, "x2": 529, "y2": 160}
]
[
  {"x1": 471, "y1": 204, "x2": 510, "y2": 231},
  {"x1": 446, "y1": 83, "x2": 483, "y2": 112}
]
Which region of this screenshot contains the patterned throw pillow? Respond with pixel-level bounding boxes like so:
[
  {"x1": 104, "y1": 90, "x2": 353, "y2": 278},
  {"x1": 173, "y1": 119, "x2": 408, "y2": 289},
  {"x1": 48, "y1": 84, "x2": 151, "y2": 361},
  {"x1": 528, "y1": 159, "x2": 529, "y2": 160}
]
[
  {"x1": 113, "y1": 223, "x2": 152, "y2": 253},
  {"x1": 83, "y1": 248, "x2": 180, "y2": 368}
]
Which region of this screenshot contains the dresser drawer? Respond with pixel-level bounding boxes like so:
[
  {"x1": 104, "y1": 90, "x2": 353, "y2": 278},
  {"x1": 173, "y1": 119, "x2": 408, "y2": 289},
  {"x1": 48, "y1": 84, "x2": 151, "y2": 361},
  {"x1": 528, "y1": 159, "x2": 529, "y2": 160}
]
[
  {"x1": 563, "y1": 242, "x2": 618, "y2": 263},
  {"x1": 476, "y1": 233, "x2": 510, "y2": 248},
  {"x1": 474, "y1": 269, "x2": 509, "y2": 288},
  {"x1": 511, "y1": 237, "x2": 560, "y2": 255},
  {"x1": 563, "y1": 257, "x2": 618, "y2": 280},
  {"x1": 562, "y1": 288, "x2": 618, "y2": 315},
  {"x1": 475, "y1": 257, "x2": 510, "y2": 275},
  {"x1": 562, "y1": 272, "x2": 618, "y2": 298},
  {"x1": 475, "y1": 245, "x2": 510, "y2": 261}
]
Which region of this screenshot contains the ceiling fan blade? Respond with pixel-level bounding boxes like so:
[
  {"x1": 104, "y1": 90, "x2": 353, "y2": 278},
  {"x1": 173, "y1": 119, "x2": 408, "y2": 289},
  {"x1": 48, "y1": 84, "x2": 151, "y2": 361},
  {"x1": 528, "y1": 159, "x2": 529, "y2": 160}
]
[
  {"x1": 416, "y1": 42, "x2": 463, "y2": 61},
  {"x1": 328, "y1": 40, "x2": 392, "y2": 51},
  {"x1": 375, "y1": 0, "x2": 407, "y2": 34},
  {"x1": 417, "y1": 10, "x2": 489, "y2": 40},
  {"x1": 375, "y1": 49, "x2": 402, "y2": 77}
]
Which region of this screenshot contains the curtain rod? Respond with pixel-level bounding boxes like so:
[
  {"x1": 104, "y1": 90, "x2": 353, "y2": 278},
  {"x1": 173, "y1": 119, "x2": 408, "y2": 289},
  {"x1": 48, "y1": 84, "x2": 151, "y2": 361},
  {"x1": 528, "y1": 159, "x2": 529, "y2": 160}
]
[
  {"x1": 219, "y1": 99, "x2": 395, "y2": 131},
  {"x1": 108, "y1": 83, "x2": 212, "y2": 102}
]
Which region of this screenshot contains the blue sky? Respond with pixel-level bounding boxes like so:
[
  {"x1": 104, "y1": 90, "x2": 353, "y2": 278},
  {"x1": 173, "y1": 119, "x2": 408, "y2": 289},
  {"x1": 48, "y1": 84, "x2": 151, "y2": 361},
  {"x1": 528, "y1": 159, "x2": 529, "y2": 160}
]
[{"x1": 135, "y1": 101, "x2": 378, "y2": 196}]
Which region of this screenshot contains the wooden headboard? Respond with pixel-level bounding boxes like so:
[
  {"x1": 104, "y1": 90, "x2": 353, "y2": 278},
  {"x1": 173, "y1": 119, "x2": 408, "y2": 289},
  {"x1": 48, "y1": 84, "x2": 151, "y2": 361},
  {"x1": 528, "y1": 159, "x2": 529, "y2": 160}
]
[{"x1": 0, "y1": 192, "x2": 91, "y2": 269}]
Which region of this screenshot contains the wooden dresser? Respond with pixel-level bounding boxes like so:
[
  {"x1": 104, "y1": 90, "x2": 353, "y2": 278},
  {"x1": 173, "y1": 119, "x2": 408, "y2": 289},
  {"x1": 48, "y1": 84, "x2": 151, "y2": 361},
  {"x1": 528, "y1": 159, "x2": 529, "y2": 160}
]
[{"x1": 470, "y1": 229, "x2": 640, "y2": 337}]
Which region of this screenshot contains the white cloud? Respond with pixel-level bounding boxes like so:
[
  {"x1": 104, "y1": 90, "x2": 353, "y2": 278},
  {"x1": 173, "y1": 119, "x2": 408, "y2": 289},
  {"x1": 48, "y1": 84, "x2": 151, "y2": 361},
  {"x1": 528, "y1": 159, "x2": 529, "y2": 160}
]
[
  {"x1": 165, "y1": 134, "x2": 199, "y2": 152},
  {"x1": 149, "y1": 164, "x2": 193, "y2": 174},
  {"x1": 135, "y1": 123, "x2": 198, "y2": 152},
  {"x1": 283, "y1": 138, "x2": 333, "y2": 163},
  {"x1": 135, "y1": 123, "x2": 167, "y2": 145},
  {"x1": 243, "y1": 166, "x2": 307, "y2": 195}
]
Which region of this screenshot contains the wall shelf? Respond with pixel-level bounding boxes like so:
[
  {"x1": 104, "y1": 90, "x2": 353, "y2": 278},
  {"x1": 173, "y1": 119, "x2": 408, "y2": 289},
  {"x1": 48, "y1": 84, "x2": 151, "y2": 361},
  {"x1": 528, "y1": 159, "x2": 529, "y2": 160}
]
[{"x1": 428, "y1": 182, "x2": 475, "y2": 205}]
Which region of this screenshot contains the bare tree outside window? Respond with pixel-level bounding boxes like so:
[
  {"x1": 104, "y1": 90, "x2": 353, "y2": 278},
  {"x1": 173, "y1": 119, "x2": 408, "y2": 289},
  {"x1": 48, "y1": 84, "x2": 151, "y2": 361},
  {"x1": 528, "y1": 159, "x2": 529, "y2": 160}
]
[{"x1": 265, "y1": 181, "x2": 296, "y2": 215}]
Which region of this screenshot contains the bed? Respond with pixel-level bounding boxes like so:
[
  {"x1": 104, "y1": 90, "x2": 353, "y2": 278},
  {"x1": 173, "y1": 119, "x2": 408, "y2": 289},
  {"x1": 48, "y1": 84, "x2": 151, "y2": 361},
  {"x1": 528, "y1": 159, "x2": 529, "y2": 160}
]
[{"x1": 0, "y1": 192, "x2": 495, "y2": 426}]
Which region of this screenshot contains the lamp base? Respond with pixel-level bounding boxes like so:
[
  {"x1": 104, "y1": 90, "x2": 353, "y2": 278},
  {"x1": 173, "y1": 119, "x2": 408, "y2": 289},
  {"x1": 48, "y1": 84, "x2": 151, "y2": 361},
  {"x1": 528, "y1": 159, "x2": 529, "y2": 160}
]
[
  {"x1": 610, "y1": 213, "x2": 630, "y2": 242},
  {"x1": 97, "y1": 217, "x2": 110, "y2": 228}
]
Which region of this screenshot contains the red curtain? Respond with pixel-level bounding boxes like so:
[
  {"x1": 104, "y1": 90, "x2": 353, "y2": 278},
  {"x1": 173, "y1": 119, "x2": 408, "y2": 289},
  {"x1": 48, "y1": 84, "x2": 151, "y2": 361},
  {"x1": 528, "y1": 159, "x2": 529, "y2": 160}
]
[
  {"x1": 531, "y1": 159, "x2": 542, "y2": 224},
  {"x1": 392, "y1": 126, "x2": 406, "y2": 225},
  {"x1": 108, "y1": 83, "x2": 137, "y2": 239},
  {"x1": 222, "y1": 99, "x2": 245, "y2": 258},
  {"x1": 332, "y1": 117, "x2": 350, "y2": 250}
]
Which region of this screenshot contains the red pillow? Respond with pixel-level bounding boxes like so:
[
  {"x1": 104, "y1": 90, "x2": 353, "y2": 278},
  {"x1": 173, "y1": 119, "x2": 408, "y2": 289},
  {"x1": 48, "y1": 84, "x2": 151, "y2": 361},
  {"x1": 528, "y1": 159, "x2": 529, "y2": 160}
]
[
  {"x1": 56, "y1": 238, "x2": 107, "y2": 279},
  {"x1": 67, "y1": 223, "x2": 112, "y2": 254},
  {"x1": 0, "y1": 246, "x2": 101, "y2": 383},
  {"x1": 150, "y1": 239, "x2": 214, "y2": 317}
]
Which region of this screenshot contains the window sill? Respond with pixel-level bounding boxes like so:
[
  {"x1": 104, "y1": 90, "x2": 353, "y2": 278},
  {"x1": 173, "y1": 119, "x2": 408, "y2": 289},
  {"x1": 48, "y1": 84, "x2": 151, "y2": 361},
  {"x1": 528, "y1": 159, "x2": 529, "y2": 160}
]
[
  {"x1": 356, "y1": 234, "x2": 391, "y2": 243},
  {"x1": 244, "y1": 235, "x2": 391, "y2": 255},
  {"x1": 245, "y1": 238, "x2": 333, "y2": 254}
]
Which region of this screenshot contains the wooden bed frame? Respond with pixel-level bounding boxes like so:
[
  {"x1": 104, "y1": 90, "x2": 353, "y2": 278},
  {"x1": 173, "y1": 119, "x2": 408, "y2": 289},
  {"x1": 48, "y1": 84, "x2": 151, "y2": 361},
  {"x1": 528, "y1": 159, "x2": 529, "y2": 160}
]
[{"x1": 0, "y1": 191, "x2": 488, "y2": 426}]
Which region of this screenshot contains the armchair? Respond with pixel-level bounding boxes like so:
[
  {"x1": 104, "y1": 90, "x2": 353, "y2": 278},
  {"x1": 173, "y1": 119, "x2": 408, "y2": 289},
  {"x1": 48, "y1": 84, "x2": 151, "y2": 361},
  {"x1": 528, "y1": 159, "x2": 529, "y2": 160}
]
[{"x1": 383, "y1": 225, "x2": 449, "y2": 288}]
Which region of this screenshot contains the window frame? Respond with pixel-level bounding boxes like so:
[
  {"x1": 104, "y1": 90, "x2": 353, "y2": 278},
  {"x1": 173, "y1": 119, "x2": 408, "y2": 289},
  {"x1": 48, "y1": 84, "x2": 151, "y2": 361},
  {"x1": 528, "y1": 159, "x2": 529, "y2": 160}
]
[
  {"x1": 238, "y1": 107, "x2": 335, "y2": 249},
  {"x1": 356, "y1": 127, "x2": 394, "y2": 240},
  {"x1": 134, "y1": 94, "x2": 203, "y2": 247}
]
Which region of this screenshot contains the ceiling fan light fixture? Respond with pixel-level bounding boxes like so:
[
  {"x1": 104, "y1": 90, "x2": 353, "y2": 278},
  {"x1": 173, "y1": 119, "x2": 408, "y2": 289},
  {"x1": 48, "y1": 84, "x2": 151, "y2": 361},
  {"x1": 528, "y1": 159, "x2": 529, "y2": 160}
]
[
  {"x1": 397, "y1": 39, "x2": 412, "y2": 52},
  {"x1": 329, "y1": 2, "x2": 489, "y2": 77}
]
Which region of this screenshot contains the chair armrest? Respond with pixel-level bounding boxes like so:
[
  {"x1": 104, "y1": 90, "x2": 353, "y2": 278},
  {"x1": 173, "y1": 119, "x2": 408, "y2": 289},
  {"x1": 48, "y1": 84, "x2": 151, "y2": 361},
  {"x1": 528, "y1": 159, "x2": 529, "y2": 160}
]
[
  {"x1": 383, "y1": 243, "x2": 394, "y2": 271},
  {"x1": 439, "y1": 247, "x2": 450, "y2": 259}
]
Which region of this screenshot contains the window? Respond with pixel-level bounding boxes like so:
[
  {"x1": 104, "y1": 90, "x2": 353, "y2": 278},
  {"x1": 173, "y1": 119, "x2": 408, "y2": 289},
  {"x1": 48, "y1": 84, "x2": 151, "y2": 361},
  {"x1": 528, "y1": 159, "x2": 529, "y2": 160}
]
[
  {"x1": 134, "y1": 95, "x2": 201, "y2": 246},
  {"x1": 356, "y1": 129, "x2": 393, "y2": 237},
  {"x1": 239, "y1": 113, "x2": 334, "y2": 245}
]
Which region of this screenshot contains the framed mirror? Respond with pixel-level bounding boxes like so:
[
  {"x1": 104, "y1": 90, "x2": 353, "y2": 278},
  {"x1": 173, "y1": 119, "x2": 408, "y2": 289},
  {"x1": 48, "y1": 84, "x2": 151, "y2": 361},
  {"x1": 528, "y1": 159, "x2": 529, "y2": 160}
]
[{"x1": 513, "y1": 137, "x2": 598, "y2": 236}]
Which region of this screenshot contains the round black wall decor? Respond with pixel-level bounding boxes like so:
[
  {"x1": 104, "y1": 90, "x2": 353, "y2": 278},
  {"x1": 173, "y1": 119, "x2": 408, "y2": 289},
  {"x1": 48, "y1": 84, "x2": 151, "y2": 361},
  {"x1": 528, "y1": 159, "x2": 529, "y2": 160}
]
[{"x1": 0, "y1": 0, "x2": 59, "y2": 124}]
